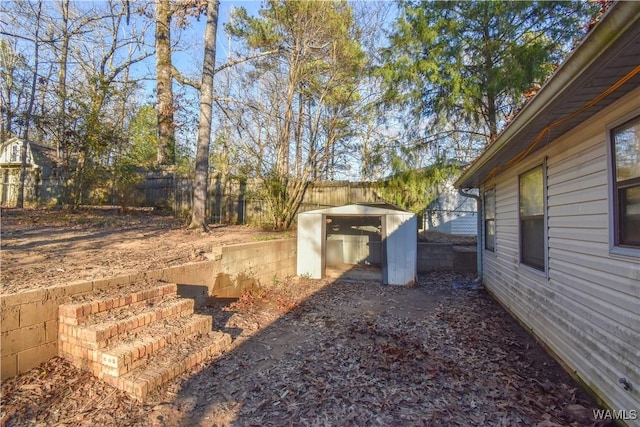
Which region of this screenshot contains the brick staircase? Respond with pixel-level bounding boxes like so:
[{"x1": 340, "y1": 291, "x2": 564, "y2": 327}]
[{"x1": 58, "y1": 282, "x2": 231, "y2": 401}]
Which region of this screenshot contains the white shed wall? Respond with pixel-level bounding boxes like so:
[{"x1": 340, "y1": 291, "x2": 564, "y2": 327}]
[
  {"x1": 482, "y1": 87, "x2": 640, "y2": 419},
  {"x1": 297, "y1": 205, "x2": 417, "y2": 285},
  {"x1": 297, "y1": 213, "x2": 323, "y2": 279},
  {"x1": 384, "y1": 214, "x2": 418, "y2": 285}
]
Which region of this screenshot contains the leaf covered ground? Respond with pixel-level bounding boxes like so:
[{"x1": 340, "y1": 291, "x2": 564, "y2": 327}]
[{"x1": 1, "y1": 272, "x2": 607, "y2": 427}]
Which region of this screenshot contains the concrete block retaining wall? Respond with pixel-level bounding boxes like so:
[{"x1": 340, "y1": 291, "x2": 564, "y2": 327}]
[
  {"x1": 210, "y1": 239, "x2": 297, "y2": 298},
  {"x1": 1, "y1": 238, "x2": 297, "y2": 381},
  {"x1": 417, "y1": 243, "x2": 477, "y2": 273},
  {"x1": 2, "y1": 239, "x2": 472, "y2": 380}
]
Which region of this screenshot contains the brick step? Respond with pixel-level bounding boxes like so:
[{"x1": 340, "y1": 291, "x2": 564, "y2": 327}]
[
  {"x1": 102, "y1": 330, "x2": 232, "y2": 401},
  {"x1": 59, "y1": 282, "x2": 177, "y2": 326},
  {"x1": 59, "y1": 296, "x2": 194, "y2": 350},
  {"x1": 98, "y1": 314, "x2": 213, "y2": 378}
]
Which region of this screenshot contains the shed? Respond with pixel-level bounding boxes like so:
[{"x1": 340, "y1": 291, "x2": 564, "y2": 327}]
[{"x1": 297, "y1": 203, "x2": 417, "y2": 285}]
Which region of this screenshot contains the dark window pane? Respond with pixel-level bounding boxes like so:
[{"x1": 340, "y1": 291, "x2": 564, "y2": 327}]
[
  {"x1": 484, "y1": 189, "x2": 496, "y2": 252},
  {"x1": 485, "y1": 219, "x2": 495, "y2": 251},
  {"x1": 621, "y1": 185, "x2": 640, "y2": 246},
  {"x1": 613, "y1": 117, "x2": 640, "y2": 181},
  {"x1": 484, "y1": 190, "x2": 495, "y2": 219},
  {"x1": 520, "y1": 166, "x2": 543, "y2": 216},
  {"x1": 521, "y1": 217, "x2": 545, "y2": 271}
]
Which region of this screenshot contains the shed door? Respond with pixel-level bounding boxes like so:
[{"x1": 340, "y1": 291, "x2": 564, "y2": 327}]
[{"x1": 325, "y1": 215, "x2": 382, "y2": 267}]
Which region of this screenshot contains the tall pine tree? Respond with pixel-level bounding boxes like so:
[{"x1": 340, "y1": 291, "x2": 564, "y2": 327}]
[{"x1": 381, "y1": 1, "x2": 598, "y2": 144}]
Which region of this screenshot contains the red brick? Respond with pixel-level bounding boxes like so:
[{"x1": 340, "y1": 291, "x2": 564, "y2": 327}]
[
  {"x1": 133, "y1": 380, "x2": 147, "y2": 398},
  {"x1": 82, "y1": 305, "x2": 92, "y2": 317},
  {"x1": 123, "y1": 380, "x2": 134, "y2": 395}
]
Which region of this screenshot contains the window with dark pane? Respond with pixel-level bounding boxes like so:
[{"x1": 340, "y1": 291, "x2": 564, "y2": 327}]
[
  {"x1": 11, "y1": 145, "x2": 19, "y2": 162},
  {"x1": 484, "y1": 189, "x2": 495, "y2": 252},
  {"x1": 612, "y1": 116, "x2": 640, "y2": 247},
  {"x1": 519, "y1": 165, "x2": 545, "y2": 271}
]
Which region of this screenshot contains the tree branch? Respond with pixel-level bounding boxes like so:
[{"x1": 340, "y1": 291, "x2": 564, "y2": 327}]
[
  {"x1": 214, "y1": 48, "x2": 280, "y2": 74},
  {"x1": 171, "y1": 49, "x2": 280, "y2": 91},
  {"x1": 171, "y1": 65, "x2": 201, "y2": 90}
]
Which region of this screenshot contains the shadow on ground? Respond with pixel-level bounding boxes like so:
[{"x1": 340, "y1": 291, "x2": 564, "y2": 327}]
[{"x1": 148, "y1": 272, "x2": 601, "y2": 427}]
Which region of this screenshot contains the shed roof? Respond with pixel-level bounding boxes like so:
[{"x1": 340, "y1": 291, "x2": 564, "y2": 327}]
[
  {"x1": 455, "y1": 1, "x2": 640, "y2": 189},
  {"x1": 299, "y1": 203, "x2": 413, "y2": 216}
]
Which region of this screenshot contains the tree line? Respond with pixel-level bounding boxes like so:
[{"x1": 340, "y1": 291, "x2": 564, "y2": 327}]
[{"x1": 0, "y1": 0, "x2": 600, "y2": 229}]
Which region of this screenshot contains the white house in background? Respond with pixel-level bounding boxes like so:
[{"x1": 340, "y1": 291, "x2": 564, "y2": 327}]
[
  {"x1": 423, "y1": 177, "x2": 477, "y2": 235},
  {"x1": 0, "y1": 137, "x2": 58, "y2": 174},
  {"x1": 456, "y1": 2, "x2": 640, "y2": 421}
]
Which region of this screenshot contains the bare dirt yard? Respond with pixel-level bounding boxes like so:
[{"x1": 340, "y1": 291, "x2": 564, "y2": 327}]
[
  {"x1": 1, "y1": 209, "x2": 606, "y2": 426},
  {"x1": 1, "y1": 207, "x2": 285, "y2": 294}
]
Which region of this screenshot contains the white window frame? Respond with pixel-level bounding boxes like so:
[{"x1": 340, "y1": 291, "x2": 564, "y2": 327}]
[
  {"x1": 484, "y1": 187, "x2": 496, "y2": 253},
  {"x1": 607, "y1": 110, "x2": 640, "y2": 258},
  {"x1": 518, "y1": 160, "x2": 548, "y2": 276}
]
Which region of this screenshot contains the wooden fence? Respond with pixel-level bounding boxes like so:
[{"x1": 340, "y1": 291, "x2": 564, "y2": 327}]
[
  {"x1": 0, "y1": 168, "x2": 384, "y2": 225},
  {"x1": 156, "y1": 174, "x2": 384, "y2": 225},
  {"x1": 22, "y1": 171, "x2": 380, "y2": 225}
]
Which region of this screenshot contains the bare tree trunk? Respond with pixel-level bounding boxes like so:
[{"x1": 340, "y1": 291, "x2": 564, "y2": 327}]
[
  {"x1": 57, "y1": 0, "x2": 69, "y2": 160},
  {"x1": 17, "y1": 0, "x2": 42, "y2": 208},
  {"x1": 155, "y1": 0, "x2": 175, "y2": 165},
  {"x1": 295, "y1": 91, "x2": 304, "y2": 178},
  {"x1": 188, "y1": 0, "x2": 219, "y2": 231},
  {"x1": 57, "y1": 0, "x2": 70, "y2": 205}
]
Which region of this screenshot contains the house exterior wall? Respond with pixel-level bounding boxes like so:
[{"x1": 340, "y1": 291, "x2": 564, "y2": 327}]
[
  {"x1": 0, "y1": 139, "x2": 32, "y2": 165},
  {"x1": 423, "y1": 180, "x2": 477, "y2": 235},
  {"x1": 1, "y1": 168, "x2": 40, "y2": 206},
  {"x1": 481, "y1": 87, "x2": 640, "y2": 418}
]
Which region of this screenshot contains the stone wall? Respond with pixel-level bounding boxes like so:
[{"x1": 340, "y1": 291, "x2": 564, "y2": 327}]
[{"x1": 0, "y1": 238, "x2": 297, "y2": 380}]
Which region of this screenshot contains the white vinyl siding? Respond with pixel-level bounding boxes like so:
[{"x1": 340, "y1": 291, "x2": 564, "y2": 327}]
[{"x1": 482, "y1": 86, "x2": 640, "y2": 418}]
